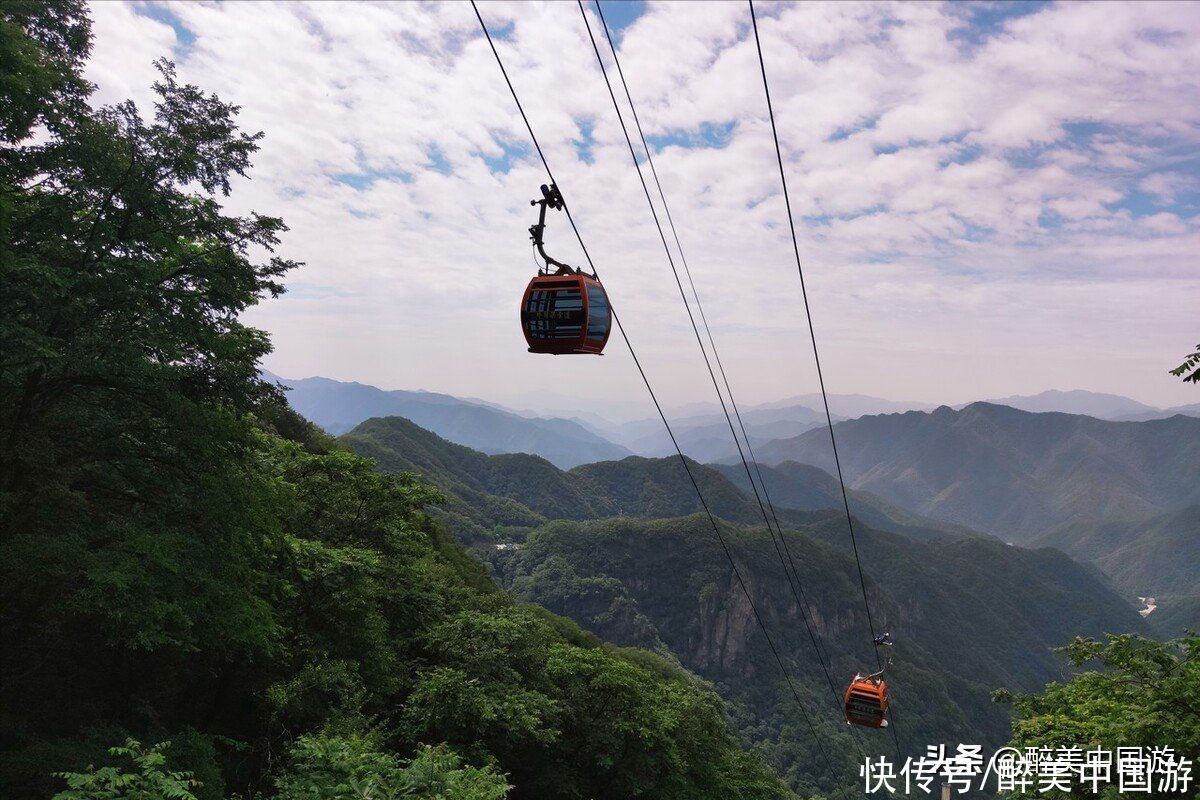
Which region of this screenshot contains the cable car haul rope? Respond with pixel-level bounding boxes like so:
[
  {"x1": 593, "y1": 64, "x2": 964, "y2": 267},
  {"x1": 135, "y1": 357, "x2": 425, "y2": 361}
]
[
  {"x1": 575, "y1": 0, "x2": 883, "y2": 759},
  {"x1": 471, "y1": 2, "x2": 840, "y2": 776},
  {"x1": 472, "y1": 0, "x2": 902, "y2": 776},
  {"x1": 747, "y1": 0, "x2": 901, "y2": 748}
]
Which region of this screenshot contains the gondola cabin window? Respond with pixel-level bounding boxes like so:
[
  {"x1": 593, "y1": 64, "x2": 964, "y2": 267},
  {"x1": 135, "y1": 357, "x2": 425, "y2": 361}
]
[
  {"x1": 586, "y1": 281, "x2": 610, "y2": 342},
  {"x1": 521, "y1": 274, "x2": 611, "y2": 355},
  {"x1": 525, "y1": 285, "x2": 584, "y2": 340}
]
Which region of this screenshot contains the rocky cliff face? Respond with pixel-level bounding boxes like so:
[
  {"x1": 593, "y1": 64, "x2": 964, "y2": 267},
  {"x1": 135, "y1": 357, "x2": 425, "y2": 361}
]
[{"x1": 693, "y1": 574, "x2": 761, "y2": 675}]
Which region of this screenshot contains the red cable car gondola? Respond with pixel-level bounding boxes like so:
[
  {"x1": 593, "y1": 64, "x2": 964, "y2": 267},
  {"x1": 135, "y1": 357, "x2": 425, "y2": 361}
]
[
  {"x1": 520, "y1": 184, "x2": 611, "y2": 355},
  {"x1": 844, "y1": 633, "x2": 893, "y2": 728},
  {"x1": 844, "y1": 674, "x2": 889, "y2": 728}
]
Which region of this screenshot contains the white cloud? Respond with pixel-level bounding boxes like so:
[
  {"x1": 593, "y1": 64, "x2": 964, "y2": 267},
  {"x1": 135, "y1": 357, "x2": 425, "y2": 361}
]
[
  {"x1": 87, "y1": 2, "x2": 177, "y2": 107},
  {"x1": 81, "y1": 0, "x2": 1200, "y2": 413}
]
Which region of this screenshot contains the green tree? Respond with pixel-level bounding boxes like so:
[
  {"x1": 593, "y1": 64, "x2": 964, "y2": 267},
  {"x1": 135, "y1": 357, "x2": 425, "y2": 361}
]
[
  {"x1": 52, "y1": 740, "x2": 198, "y2": 800},
  {"x1": 1, "y1": 2, "x2": 294, "y2": 789},
  {"x1": 999, "y1": 634, "x2": 1200, "y2": 798},
  {"x1": 2, "y1": 6, "x2": 792, "y2": 800},
  {"x1": 404, "y1": 605, "x2": 792, "y2": 799},
  {"x1": 1171, "y1": 344, "x2": 1200, "y2": 384},
  {"x1": 275, "y1": 733, "x2": 508, "y2": 800},
  {"x1": 1, "y1": 0, "x2": 295, "y2": 652},
  {"x1": 0, "y1": 0, "x2": 91, "y2": 143}
]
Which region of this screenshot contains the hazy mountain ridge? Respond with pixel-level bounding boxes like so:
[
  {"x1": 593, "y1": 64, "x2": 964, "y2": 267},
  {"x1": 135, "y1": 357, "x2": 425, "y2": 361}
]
[
  {"x1": 342, "y1": 415, "x2": 984, "y2": 544},
  {"x1": 963, "y1": 389, "x2": 1198, "y2": 421},
  {"x1": 712, "y1": 460, "x2": 990, "y2": 543},
  {"x1": 596, "y1": 402, "x2": 841, "y2": 459},
  {"x1": 1034, "y1": 505, "x2": 1200, "y2": 597},
  {"x1": 267, "y1": 374, "x2": 1198, "y2": 464},
  {"x1": 1115, "y1": 402, "x2": 1200, "y2": 422},
  {"x1": 598, "y1": 389, "x2": 1197, "y2": 455},
  {"x1": 268, "y1": 373, "x2": 631, "y2": 468},
  {"x1": 754, "y1": 402, "x2": 1200, "y2": 542},
  {"x1": 977, "y1": 389, "x2": 1160, "y2": 419}
]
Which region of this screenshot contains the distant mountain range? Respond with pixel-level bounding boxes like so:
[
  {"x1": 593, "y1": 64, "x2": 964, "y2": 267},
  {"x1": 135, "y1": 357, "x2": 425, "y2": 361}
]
[
  {"x1": 977, "y1": 389, "x2": 1161, "y2": 419},
  {"x1": 976, "y1": 389, "x2": 1200, "y2": 421},
  {"x1": 336, "y1": 412, "x2": 1148, "y2": 767},
  {"x1": 265, "y1": 374, "x2": 1199, "y2": 468},
  {"x1": 1114, "y1": 402, "x2": 1200, "y2": 422},
  {"x1": 754, "y1": 402, "x2": 1200, "y2": 542},
  {"x1": 341, "y1": 415, "x2": 980, "y2": 544},
  {"x1": 630, "y1": 393, "x2": 934, "y2": 421},
  {"x1": 517, "y1": 388, "x2": 1197, "y2": 448},
  {"x1": 756, "y1": 392, "x2": 934, "y2": 417},
  {"x1": 610, "y1": 390, "x2": 1199, "y2": 459},
  {"x1": 266, "y1": 373, "x2": 630, "y2": 468},
  {"x1": 599, "y1": 402, "x2": 835, "y2": 460}
]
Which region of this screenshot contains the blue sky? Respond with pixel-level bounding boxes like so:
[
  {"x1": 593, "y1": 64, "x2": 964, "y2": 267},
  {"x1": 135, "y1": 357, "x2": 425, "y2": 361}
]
[{"x1": 86, "y1": 1, "x2": 1200, "y2": 413}]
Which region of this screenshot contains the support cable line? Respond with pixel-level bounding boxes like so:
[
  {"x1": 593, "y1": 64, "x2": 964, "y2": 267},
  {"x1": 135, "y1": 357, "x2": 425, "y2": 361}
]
[
  {"x1": 747, "y1": 0, "x2": 902, "y2": 753},
  {"x1": 470, "y1": 0, "x2": 837, "y2": 778},
  {"x1": 585, "y1": 0, "x2": 849, "y2": 725}
]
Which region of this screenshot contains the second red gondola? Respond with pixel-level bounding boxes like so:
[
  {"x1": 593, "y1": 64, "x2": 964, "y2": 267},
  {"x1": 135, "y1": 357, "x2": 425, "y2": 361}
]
[
  {"x1": 844, "y1": 633, "x2": 894, "y2": 728},
  {"x1": 844, "y1": 674, "x2": 889, "y2": 728}
]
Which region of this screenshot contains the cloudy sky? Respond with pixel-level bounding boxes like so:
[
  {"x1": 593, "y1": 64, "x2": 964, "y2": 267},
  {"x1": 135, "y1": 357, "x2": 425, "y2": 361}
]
[{"x1": 86, "y1": 1, "x2": 1200, "y2": 416}]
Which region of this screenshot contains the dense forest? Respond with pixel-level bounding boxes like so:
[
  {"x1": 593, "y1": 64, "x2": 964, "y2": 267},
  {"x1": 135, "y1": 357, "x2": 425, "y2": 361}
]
[
  {"x1": 342, "y1": 415, "x2": 1172, "y2": 786},
  {"x1": 0, "y1": 5, "x2": 790, "y2": 798},
  {"x1": 340, "y1": 413, "x2": 1200, "y2": 798}
]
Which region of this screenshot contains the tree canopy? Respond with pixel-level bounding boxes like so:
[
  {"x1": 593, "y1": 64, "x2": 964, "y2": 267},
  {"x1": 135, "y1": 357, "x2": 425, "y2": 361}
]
[
  {"x1": 1000, "y1": 634, "x2": 1200, "y2": 799},
  {"x1": 0, "y1": 5, "x2": 793, "y2": 800},
  {"x1": 1171, "y1": 345, "x2": 1200, "y2": 384}
]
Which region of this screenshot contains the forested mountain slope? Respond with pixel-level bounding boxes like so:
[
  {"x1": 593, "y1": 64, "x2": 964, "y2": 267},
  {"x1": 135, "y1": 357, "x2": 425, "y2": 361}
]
[
  {"x1": 1150, "y1": 595, "x2": 1200, "y2": 638},
  {"x1": 273, "y1": 373, "x2": 630, "y2": 468},
  {"x1": 343, "y1": 418, "x2": 1149, "y2": 789},
  {"x1": 488, "y1": 515, "x2": 1149, "y2": 785},
  {"x1": 711, "y1": 460, "x2": 987, "y2": 542},
  {"x1": 755, "y1": 403, "x2": 1200, "y2": 541},
  {"x1": 341, "y1": 416, "x2": 616, "y2": 537},
  {"x1": 1034, "y1": 505, "x2": 1200, "y2": 596},
  {"x1": 342, "y1": 416, "x2": 978, "y2": 543},
  {"x1": 341, "y1": 416, "x2": 791, "y2": 536}
]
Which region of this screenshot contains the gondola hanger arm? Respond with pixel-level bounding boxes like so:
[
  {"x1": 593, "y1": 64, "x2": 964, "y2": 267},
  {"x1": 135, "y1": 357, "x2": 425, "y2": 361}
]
[{"x1": 528, "y1": 183, "x2": 594, "y2": 277}]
